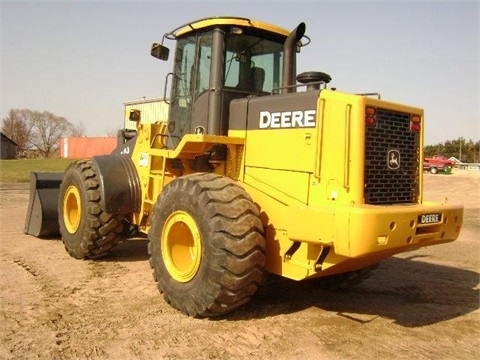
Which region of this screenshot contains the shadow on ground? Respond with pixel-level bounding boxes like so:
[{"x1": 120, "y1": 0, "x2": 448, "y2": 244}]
[
  {"x1": 233, "y1": 256, "x2": 479, "y2": 327},
  {"x1": 80, "y1": 239, "x2": 479, "y2": 327}
]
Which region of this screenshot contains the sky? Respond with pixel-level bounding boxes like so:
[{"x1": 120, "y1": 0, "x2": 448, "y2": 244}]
[{"x1": 0, "y1": 0, "x2": 478, "y2": 145}]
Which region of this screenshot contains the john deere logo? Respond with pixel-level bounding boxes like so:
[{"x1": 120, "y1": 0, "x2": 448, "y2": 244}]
[{"x1": 387, "y1": 150, "x2": 400, "y2": 170}]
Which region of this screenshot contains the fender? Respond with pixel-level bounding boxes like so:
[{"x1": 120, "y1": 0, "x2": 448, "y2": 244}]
[
  {"x1": 113, "y1": 130, "x2": 137, "y2": 156},
  {"x1": 92, "y1": 154, "x2": 141, "y2": 214}
]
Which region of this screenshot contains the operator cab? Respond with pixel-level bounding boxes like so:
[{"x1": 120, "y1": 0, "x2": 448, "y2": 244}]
[{"x1": 151, "y1": 17, "x2": 297, "y2": 149}]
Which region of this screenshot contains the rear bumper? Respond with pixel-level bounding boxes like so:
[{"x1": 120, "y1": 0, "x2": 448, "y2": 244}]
[
  {"x1": 287, "y1": 202, "x2": 463, "y2": 258},
  {"x1": 334, "y1": 202, "x2": 463, "y2": 257}
]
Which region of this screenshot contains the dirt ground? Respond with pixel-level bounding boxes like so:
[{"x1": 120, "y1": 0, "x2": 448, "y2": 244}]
[{"x1": 0, "y1": 170, "x2": 478, "y2": 360}]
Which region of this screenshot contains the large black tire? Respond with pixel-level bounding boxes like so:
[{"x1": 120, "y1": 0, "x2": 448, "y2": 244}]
[
  {"x1": 148, "y1": 173, "x2": 265, "y2": 317},
  {"x1": 58, "y1": 159, "x2": 125, "y2": 259}
]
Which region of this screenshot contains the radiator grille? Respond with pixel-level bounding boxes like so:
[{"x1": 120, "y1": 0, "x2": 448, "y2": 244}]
[{"x1": 364, "y1": 109, "x2": 420, "y2": 204}]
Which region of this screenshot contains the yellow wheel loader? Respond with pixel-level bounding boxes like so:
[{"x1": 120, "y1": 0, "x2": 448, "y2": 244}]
[{"x1": 25, "y1": 17, "x2": 463, "y2": 317}]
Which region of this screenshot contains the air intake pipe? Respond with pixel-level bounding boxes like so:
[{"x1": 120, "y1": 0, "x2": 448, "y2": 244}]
[{"x1": 282, "y1": 22, "x2": 306, "y2": 94}]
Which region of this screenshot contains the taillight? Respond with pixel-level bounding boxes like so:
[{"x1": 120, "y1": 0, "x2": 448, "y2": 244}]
[
  {"x1": 410, "y1": 114, "x2": 421, "y2": 132},
  {"x1": 365, "y1": 106, "x2": 376, "y2": 126}
]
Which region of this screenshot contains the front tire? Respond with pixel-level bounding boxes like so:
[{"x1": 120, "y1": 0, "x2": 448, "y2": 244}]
[
  {"x1": 148, "y1": 173, "x2": 265, "y2": 317},
  {"x1": 58, "y1": 159, "x2": 125, "y2": 259}
]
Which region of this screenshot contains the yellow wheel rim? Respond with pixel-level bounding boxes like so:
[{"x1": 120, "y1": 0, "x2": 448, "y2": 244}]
[
  {"x1": 63, "y1": 185, "x2": 81, "y2": 234},
  {"x1": 161, "y1": 211, "x2": 202, "y2": 283}
]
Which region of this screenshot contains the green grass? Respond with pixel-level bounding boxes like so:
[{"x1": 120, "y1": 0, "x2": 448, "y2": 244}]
[{"x1": 0, "y1": 158, "x2": 76, "y2": 183}]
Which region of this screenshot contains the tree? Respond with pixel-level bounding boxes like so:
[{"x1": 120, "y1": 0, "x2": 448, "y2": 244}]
[
  {"x1": 28, "y1": 111, "x2": 77, "y2": 158},
  {"x1": 1, "y1": 109, "x2": 33, "y2": 152},
  {"x1": 424, "y1": 138, "x2": 480, "y2": 163},
  {"x1": 71, "y1": 121, "x2": 86, "y2": 137},
  {"x1": 1, "y1": 109, "x2": 81, "y2": 158}
]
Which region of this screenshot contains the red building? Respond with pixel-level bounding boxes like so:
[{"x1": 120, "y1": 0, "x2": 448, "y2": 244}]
[{"x1": 60, "y1": 137, "x2": 117, "y2": 158}]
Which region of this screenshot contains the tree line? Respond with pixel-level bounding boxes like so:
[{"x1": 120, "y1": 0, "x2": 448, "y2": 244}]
[
  {"x1": 1, "y1": 109, "x2": 85, "y2": 158},
  {"x1": 424, "y1": 138, "x2": 479, "y2": 163}
]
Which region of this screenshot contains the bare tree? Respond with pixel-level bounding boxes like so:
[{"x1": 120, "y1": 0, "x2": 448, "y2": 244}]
[
  {"x1": 71, "y1": 121, "x2": 86, "y2": 137},
  {"x1": 2, "y1": 109, "x2": 82, "y2": 158},
  {"x1": 28, "y1": 111, "x2": 76, "y2": 158},
  {"x1": 1, "y1": 109, "x2": 33, "y2": 152}
]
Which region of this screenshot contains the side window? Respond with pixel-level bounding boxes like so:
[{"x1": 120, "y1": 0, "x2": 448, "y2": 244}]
[
  {"x1": 196, "y1": 35, "x2": 212, "y2": 95},
  {"x1": 172, "y1": 38, "x2": 196, "y2": 106},
  {"x1": 167, "y1": 36, "x2": 196, "y2": 148},
  {"x1": 223, "y1": 34, "x2": 283, "y2": 93},
  {"x1": 167, "y1": 32, "x2": 213, "y2": 148},
  {"x1": 251, "y1": 52, "x2": 283, "y2": 92},
  {"x1": 224, "y1": 50, "x2": 240, "y2": 88}
]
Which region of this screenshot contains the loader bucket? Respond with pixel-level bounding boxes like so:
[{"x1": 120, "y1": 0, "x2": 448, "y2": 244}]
[{"x1": 24, "y1": 172, "x2": 63, "y2": 237}]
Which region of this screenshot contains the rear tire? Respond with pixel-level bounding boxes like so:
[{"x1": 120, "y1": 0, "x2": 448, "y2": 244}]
[
  {"x1": 58, "y1": 159, "x2": 125, "y2": 259},
  {"x1": 148, "y1": 173, "x2": 265, "y2": 317},
  {"x1": 430, "y1": 167, "x2": 438, "y2": 174}
]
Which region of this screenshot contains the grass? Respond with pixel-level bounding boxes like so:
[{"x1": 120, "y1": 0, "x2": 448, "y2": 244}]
[{"x1": 0, "y1": 158, "x2": 76, "y2": 183}]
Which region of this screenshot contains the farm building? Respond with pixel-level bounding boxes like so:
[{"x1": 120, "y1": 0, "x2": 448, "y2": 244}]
[
  {"x1": 1, "y1": 132, "x2": 19, "y2": 159},
  {"x1": 124, "y1": 97, "x2": 169, "y2": 130}
]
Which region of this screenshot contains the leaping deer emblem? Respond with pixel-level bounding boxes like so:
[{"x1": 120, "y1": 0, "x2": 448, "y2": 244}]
[{"x1": 388, "y1": 150, "x2": 400, "y2": 170}]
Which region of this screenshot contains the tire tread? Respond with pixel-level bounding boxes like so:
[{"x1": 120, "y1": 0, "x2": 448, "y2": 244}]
[{"x1": 59, "y1": 159, "x2": 124, "y2": 259}]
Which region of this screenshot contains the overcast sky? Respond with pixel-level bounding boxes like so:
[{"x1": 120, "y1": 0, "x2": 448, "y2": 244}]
[{"x1": 1, "y1": 0, "x2": 478, "y2": 144}]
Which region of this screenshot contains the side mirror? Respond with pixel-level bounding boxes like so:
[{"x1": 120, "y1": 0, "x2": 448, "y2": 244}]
[{"x1": 151, "y1": 43, "x2": 169, "y2": 61}]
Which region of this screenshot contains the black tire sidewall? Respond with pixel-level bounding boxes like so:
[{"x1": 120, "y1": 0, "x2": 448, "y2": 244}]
[
  {"x1": 58, "y1": 163, "x2": 89, "y2": 259},
  {"x1": 149, "y1": 178, "x2": 220, "y2": 311}
]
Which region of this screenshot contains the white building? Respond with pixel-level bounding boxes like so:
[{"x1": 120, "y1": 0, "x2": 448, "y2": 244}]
[{"x1": 124, "y1": 98, "x2": 170, "y2": 130}]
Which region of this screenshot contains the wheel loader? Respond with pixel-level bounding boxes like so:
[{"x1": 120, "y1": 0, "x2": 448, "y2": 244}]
[{"x1": 25, "y1": 17, "x2": 464, "y2": 317}]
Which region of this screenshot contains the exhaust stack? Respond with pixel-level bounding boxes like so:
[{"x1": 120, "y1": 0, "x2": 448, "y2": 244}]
[{"x1": 282, "y1": 22, "x2": 306, "y2": 94}]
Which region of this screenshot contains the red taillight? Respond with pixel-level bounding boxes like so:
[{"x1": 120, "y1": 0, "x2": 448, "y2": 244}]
[
  {"x1": 365, "y1": 106, "x2": 376, "y2": 126},
  {"x1": 410, "y1": 114, "x2": 421, "y2": 132}
]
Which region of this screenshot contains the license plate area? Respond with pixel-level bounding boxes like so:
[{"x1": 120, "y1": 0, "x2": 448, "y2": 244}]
[{"x1": 419, "y1": 213, "x2": 442, "y2": 225}]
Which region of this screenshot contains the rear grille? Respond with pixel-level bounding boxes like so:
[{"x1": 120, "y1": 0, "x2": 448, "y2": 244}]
[{"x1": 364, "y1": 109, "x2": 420, "y2": 204}]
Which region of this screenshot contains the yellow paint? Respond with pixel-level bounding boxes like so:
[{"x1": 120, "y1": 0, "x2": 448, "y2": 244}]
[
  {"x1": 161, "y1": 210, "x2": 202, "y2": 283},
  {"x1": 127, "y1": 87, "x2": 462, "y2": 281},
  {"x1": 174, "y1": 17, "x2": 290, "y2": 38},
  {"x1": 63, "y1": 185, "x2": 81, "y2": 234},
  {"x1": 123, "y1": 19, "x2": 462, "y2": 282}
]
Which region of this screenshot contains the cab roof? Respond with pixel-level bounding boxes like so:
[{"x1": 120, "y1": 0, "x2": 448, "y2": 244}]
[{"x1": 168, "y1": 16, "x2": 291, "y2": 39}]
